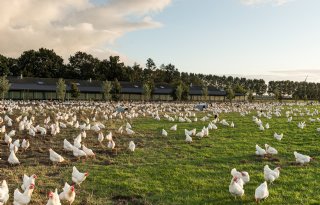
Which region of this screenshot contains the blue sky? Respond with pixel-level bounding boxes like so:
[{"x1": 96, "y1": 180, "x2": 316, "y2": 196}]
[
  {"x1": 106, "y1": 0, "x2": 320, "y2": 81},
  {"x1": 1, "y1": 0, "x2": 320, "y2": 82}
]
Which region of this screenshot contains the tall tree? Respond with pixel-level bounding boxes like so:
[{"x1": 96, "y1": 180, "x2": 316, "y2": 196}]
[
  {"x1": 102, "y1": 80, "x2": 112, "y2": 100},
  {"x1": 146, "y1": 58, "x2": 156, "y2": 70},
  {"x1": 202, "y1": 86, "x2": 208, "y2": 101},
  {"x1": 175, "y1": 84, "x2": 183, "y2": 101},
  {"x1": 68, "y1": 51, "x2": 99, "y2": 80},
  {"x1": 143, "y1": 83, "x2": 152, "y2": 101},
  {"x1": 0, "y1": 55, "x2": 9, "y2": 76},
  {"x1": 70, "y1": 82, "x2": 80, "y2": 99},
  {"x1": 112, "y1": 78, "x2": 121, "y2": 101},
  {"x1": 56, "y1": 78, "x2": 66, "y2": 101},
  {"x1": 0, "y1": 76, "x2": 10, "y2": 100},
  {"x1": 226, "y1": 86, "x2": 235, "y2": 103}
]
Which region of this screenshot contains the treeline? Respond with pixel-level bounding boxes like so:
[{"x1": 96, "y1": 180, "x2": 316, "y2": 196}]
[{"x1": 0, "y1": 48, "x2": 319, "y2": 101}]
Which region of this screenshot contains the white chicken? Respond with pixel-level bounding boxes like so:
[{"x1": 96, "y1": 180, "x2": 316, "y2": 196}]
[
  {"x1": 263, "y1": 165, "x2": 280, "y2": 183},
  {"x1": 170, "y1": 124, "x2": 177, "y2": 131},
  {"x1": 265, "y1": 144, "x2": 278, "y2": 155},
  {"x1": 255, "y1": 181, "x2": 269, "y2": 203},
  {"x1": 82, "y1": 145, "x2": 95, "y2": 158},
  {"x1": 21, "y1": 139, "x2": 30, "y2": 151},
  {"x1": 161, "y1": 129, "x2": 168, "y2": 137},
  {"x1": 274, "y1": 132, "x2": 283, "y2": 141},
  {"x1": 46, "y1": 188, "x2": 61, "y2": 205},
  {"x1": 229, "y1": 177, "x2": 244, "y2": 199},
  {"x1": 128, "y1": 141, "x2": 135, "y2": 152},
  {"x1": 0, "y1": 180, "x2": 9, "y2": 204},
  {"x1": 72, "y1": 146, "x2": 87, "y2": 160},
  {"x1": 21, "y1": 174, "x2": 37, "y2": 191},
  {"x1": 294, "y1": 151, "x2": 312, "y2": 165},
  {"x1": 107, "y1": 140, "x2": 116, "y2": 149},
  {"x1": 73, "y1": 134, "x2": 82, "y2": 149},
  {"x1": 98, "y1": 132, "x2": 104, "y2": 144},
  {"x1": 255, "y1": 145, "x2": 266, "y2": 156},
  {"x1": 59, "y1": 183, "x2": 75, "y2": 205},
  {"x1": 72, "y1": 166, "x2": 88, "y2": 186},
  {"x1": 231, "y1": 168, "x2": 250, "y2": 184},
  {"x1": 49, "y1": 149, "x2": 65, "y2": 164},
  {"x1": 105, "y1": 132, "x2": 112, "y2": 141},
  {"x1": 8, "y1": 150, "x2": 20, "y2": 165},
  {"x1": 63, "y1": 139, "x2": 74, "y2": 152},
  {"x1": 185, "y1": 134, "x2": 192, "y2": 143},
  {"x1": 13, "y1": 184, "x2": 35, "y2": 205}
]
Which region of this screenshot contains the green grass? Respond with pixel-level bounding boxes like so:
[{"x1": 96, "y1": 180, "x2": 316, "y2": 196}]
[{"x1": 1, "y1": 103, "x2": 320, "y2": 204}]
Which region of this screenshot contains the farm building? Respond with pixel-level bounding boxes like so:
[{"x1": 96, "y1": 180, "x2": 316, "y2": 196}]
[{"x1": 5, "y1": 76, "x2": 246, "y2": 101}]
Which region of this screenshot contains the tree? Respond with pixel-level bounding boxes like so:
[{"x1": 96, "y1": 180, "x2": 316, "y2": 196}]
[
  {"x1": 68, "y1": 51, "x2": 99, "y2": 80},
  {"x1": 146, "y1": 58, "x2": 156, "y2": 70},
  {"x1": 0, "y1": 76, "x2": 10, "y2": 100},
  {"x1": 175, "y1": 84, "x2": 183, "y2": 101},
  {"x1": 112, "y1": 78, "x2": 121, "y2": 101},
  {"x1": 226, "y1": 87, "x2": 235, "y2": 103},
  {"x1": 143, "y1": 83, "x2": 152, "y2": 101},
  {"x1": 56, "y1": 78, "x2": 66, "y2": 101},
  {"x1": 247, "y1": 90, "x2": 254, "y2": 103},
  {"x1": 0, "y1": 55, "x2": 9, "y2": 76},
  {"x1": 17, "y1": 48, "x2": 65, "y2": 78},
  {"x1": 202, "y1": 86, "x2": 208, "y2": 101},
  {"x1": 102, "y1": 80, "x2": 112, "y2": 100},
  {"x1": 70, "y1": 82, "x2": 80, "y2": 99}
]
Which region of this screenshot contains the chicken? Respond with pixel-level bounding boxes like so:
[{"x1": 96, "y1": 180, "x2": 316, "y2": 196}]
[
  {"x1": 107, "y1": 140, "x2": 115, "y2": 149},
  {"x1": 63, "y1": 139, "x2": 74, "y2": 152},
  {"x1": 72, "y1": 166, "x2": 88, "y2": 186},
  {"x1": 82, "y1": 145, "x2": 95, "y2": 158},
  {"x1": 126, "y1": 128, "x2": 135, "y2": 135},
  {"x1": 4, "y1": 134, "x2": 12, "y2": 145},
  {"x1": 255, "y1": 181, "x2": 269, "y2": 203},
  {"x1": 59, "y1": 183, "x2": 75, "y2": 205},
  {"x1": 71, "y1": 146, "x2": 87, "y2": 160},
  {"x1": 229, "y1": 177, "x2": 244, "y2": 199},
  {"x1": 21, "y1": 174, "x2": 37, "y2": 191},
  {"x1": 13, "y1": 184, "x2": 35, "y2": 205},
  {"x1": 49, "y1": 149, "x2": 65, "y2": 164},
  {"x1": 21, "y1": 139, "x2": 30, "y2": 151},
  {"x1": 128, "y1": 141, "x2": 135, "y2": 152},
  {"x1": 294, "y1": 151, "x2": 312, "y2": 165},
  {"x1": 8, "y1": 150, "x2": 20, "y2": 165},
  {"x1": 265, "y1": 144, "x2": 278, "y2": 155},
  {"x1": 0, "y1": 180, "x2": 9, "y2": 204},
  {"x1": 10, "y1": 143, "x2": 18, "y2": 153},
  {"x1": 97, "y1": 132, "x2": 104, "y2": 144},
  {"x1": 13, "y1": 139, "x2": 20, "y2": 148},
  {"x1": 231, "y1": 168, "x2": 250, "y2": 184},
  {"x1": 185, "y1": 134, "x2": 192, "y2": 143},
  {"x1": 46, "y1": 188, "x2": 61, "y2": 205},
  {"x1": 263, "y1": 165, "x2": 280, "y2": 183},
  {"x1": 255, "y1": 145, "x2": 266, "y2": 156},
  {"x1": 73, "y1": 134, "x2": 82, "y2": 149},
  {"x1": 274, "y1": 132, "x2": 283, "y2": 141},
  {"x1": 162, "y1": 129, "x2": 168, "y2": 137},
  {"x1": 105, "y1": 132, "x2": 112, "y2": 141},
  {"x1": 265, "y1": 123, "x2": 269, "y2": 129},
  {"x1": 170, "y1": 124, "x2": 177, "y2": 131}
]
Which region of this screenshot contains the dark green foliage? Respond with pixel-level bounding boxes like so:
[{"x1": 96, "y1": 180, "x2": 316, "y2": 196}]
[{"x1": 70, "y1": 82, "x2": 80, "y2": 99}]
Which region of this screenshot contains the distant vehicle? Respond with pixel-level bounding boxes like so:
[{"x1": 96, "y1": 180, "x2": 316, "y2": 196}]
[
  {"x1": 116, "y1": 106, "x2": 128, "y2": 113},
  {"x1": 195, "y1": 103, "x2": 208, "y2": 111}
]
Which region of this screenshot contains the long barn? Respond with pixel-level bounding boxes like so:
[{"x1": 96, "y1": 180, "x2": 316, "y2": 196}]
[{"x1": 6, "y1": 76, "x2": 246, "y2": 101}]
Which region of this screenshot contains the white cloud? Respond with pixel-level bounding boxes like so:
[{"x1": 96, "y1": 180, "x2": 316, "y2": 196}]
[
  {"x1": 241, "y1": 0, "x2": 293, "y2": 6},
  {"x1": 0, "y1": 0, "x2": 171, "y2": 62}
]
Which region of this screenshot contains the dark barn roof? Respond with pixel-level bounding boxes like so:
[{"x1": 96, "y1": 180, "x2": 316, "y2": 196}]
[
  {"x1": 120, "y1": 82, "x2": 143, "y2": 94},
  {"x1": 153, "y1": 84, "x2": 174, "y2": 94},
  {"x1": 189, "y1": 86, "x2": 226, "y2": 96},
  {"x1": 8, "y1": 77, "x2": 102, "y2": 93}
]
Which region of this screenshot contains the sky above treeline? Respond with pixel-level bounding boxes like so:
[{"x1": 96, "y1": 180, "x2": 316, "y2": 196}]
[{"x1": 1, "y1": 0, "x2": 320, "y2": 82}]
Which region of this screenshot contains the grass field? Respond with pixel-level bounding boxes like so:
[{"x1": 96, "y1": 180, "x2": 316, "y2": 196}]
[{"x1": 1, "y1": 102, "x2": 320, "y2": 204}]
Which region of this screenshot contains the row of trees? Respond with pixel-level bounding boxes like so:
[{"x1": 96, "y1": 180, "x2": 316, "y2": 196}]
[{"x1": 1, "y1": 48, "x2": 320, "y2": 101}]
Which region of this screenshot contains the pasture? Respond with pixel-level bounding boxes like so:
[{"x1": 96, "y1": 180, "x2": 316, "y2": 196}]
[{"x1": 0, "y1": 101, "x2": 320, "y2": 205}]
